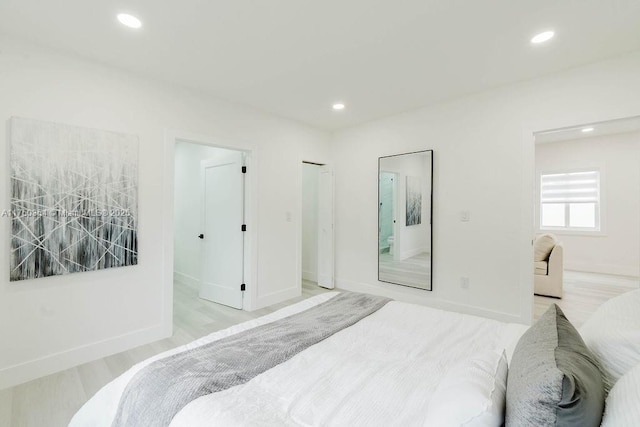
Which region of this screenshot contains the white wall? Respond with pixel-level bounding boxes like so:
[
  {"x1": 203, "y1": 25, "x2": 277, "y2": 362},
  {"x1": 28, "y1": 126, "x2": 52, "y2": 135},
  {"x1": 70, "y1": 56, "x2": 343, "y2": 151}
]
[
  {"x1": 536, "y1": 132, "x2": 640, "y2": 277},
  {"x1": 174, "y1": 143, "x2": 241, "y2": 285},
  {"x1": 302, "y1": 164, "x2": 320, "y2": 281},
  {"x1": 332, "y1": 50, "x2": 640, "y2": 324},
  {"x1": 0, "y1": 36, "x2": 331, "y2": 389}
]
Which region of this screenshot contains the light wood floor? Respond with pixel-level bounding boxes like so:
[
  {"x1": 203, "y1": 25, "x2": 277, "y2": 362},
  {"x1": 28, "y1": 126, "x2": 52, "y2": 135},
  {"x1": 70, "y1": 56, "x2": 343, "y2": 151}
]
[
  {"x1": 378, "y1": 252, "x2": 431, "y2": 289},
  {"x1": 534, "y1": 271, "x2": 638, "y2": 328},
  {"x1": 3, "y1": 272, "x2": 633, "y2": 426},
  {"x1": 0, "y1": 280, "x2": 331, "y2": 427}
]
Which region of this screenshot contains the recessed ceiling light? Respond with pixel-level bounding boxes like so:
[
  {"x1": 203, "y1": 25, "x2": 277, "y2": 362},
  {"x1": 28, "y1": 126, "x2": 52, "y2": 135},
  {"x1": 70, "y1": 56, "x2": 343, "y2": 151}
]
[
  {"x1": 581, "y1": 127, "x2": 595, "y2": 133},
  {"x1": 117, "y1": 13, "x2": 142, "y2": 29},
  {"x1": 332, "y1": 103, "x2": 346, "y2": 111},
  {"x1": 531, "y1": 30, "x2": 554, "y2": 44}
]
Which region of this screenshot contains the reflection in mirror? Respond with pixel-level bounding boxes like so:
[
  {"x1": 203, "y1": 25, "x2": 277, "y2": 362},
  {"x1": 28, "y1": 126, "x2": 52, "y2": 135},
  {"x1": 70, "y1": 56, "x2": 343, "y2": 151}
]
[{"x1": 378, "y1": 150, "x2": 433, "y2": 290}]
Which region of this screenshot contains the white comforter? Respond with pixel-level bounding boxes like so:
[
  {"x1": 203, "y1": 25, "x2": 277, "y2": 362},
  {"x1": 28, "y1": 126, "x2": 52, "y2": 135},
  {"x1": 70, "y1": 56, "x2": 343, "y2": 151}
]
[{"x1": 71, "y1": 292, "x2": 527, "y2": 427}]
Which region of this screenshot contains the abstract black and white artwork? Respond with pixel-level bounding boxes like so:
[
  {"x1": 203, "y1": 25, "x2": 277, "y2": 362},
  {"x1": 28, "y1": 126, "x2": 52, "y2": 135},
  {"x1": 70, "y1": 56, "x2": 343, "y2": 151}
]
[
  {"x1": 405, "y1": 176, "x2": 422, "y2": 226},
  {"x1": 9, "y1": 117, "x2": 139, "y2": 281}
]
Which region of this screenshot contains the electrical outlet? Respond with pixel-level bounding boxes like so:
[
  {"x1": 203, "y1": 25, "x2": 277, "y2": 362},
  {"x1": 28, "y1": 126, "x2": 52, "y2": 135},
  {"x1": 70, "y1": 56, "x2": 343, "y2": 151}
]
[{"x1": 460, "y1": 276, "x2": 470, "y2": 289}]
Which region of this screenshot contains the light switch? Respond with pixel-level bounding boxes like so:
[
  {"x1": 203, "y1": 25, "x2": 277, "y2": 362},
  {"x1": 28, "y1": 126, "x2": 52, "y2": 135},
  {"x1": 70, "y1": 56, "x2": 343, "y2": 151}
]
[
  {"x1": 460, "y1": 210, "x2": 471, "y2": 222},
  {"x1": 285, "y1": 211, "x2": 292, "y2": 222}
]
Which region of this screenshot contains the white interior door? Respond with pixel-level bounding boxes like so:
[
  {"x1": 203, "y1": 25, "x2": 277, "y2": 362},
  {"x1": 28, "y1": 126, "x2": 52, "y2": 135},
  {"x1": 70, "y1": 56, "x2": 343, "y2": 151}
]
[
  {"x1": 199, "y1": 154, "x2": 244, "y2": 309},
  {"x1": 317, "y1": 166, "x2": 335, "y2": 289}
]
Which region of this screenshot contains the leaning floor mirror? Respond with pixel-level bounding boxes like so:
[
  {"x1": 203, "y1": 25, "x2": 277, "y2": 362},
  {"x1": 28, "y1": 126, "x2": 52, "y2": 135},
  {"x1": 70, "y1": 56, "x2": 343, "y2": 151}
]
[{"x1": 378, "y1": 150, "x2": 433, "y2": 290}]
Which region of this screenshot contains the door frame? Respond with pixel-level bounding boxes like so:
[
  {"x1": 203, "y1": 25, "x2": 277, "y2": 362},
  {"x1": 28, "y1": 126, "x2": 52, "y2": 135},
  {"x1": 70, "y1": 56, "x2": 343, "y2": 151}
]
[
  {"x1": 378, "y1": 170, "x2": 399, "y2": 260},
  {"x1": 298, "y1": 160, "x2": 334, "y2": 291},
  {"x1": 520, "y1": 114, "x2": 640, "y2": 326},
  {"x1": 162, "y1": 129, "x2": 258, "y2": 335},
  {"x1": 528, "y1": 116, "x2": 640, "y2": 289}
]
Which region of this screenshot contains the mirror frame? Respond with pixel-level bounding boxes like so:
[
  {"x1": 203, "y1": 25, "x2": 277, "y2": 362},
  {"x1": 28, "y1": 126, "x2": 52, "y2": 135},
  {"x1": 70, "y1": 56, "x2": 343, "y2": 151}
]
[{"x1": 377, "y1": 149, "x2": 433, "y2": 291}]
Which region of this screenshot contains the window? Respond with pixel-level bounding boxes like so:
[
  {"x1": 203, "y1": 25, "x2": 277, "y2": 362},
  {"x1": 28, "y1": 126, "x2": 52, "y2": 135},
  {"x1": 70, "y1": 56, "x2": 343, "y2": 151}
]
[{"x1": 540, "y1": 170, "x2": 600, "y2": 231}]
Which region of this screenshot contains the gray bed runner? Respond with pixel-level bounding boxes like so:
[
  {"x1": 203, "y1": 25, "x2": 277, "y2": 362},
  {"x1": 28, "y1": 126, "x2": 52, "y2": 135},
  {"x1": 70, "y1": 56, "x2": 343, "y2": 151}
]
[{"x1": 112, "y1": 292, "x2": 391, "y2": 427}]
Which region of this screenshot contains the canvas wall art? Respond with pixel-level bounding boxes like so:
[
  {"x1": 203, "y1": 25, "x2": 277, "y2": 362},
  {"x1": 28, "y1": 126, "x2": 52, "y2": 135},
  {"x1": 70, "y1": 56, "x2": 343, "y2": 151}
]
[
  {"x1": 406, "y1": 175, "x2": 422, "y2": 226},
  {"x1": 8, "y1": 117, "x2": 139, "y2": 281}
]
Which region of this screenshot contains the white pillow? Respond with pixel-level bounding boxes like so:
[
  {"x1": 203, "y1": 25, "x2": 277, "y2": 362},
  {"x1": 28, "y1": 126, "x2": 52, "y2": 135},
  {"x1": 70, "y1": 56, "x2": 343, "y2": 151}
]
[
  {"x1": 424, "y1": 351, "x2": 507, "y2": 427},
  {"x1": 580, "y1": 289, "x2": 640, "y2": 392},
  {"x1": 533, "y1": 233, "x2": 556, "y2": 262},
  {"x1": 601, "y1": 363, "x2": 640, "y2": 427}
]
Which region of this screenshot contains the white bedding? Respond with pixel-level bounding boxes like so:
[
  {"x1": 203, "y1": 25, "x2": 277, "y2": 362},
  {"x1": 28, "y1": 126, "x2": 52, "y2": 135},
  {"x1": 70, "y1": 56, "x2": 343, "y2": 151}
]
[{"x1": 71, "y1": 292, "x2": 528, "y2": 427}]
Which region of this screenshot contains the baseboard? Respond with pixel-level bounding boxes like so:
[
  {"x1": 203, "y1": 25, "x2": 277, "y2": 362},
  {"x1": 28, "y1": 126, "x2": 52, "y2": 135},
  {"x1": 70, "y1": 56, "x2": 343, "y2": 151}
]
[
  {"x1": 173, "y1": 271, "x2": 199, "y2": 287},
  {"x1": 564, "y1": 263, "x2": 640, "y2": 279},
  {"x1": 0, "y1": 323, "x2": 168, "y2": 390},
  {"x1": 302, "y1": 269, "x2": 318, "y2": 282},
  {"x1": 252, "y1": 286, "x2": 301, "y2": 311},
  {"x1": 399, "y1": 247, "x2": 429, "y2": 260},
  {"x1": 336, "y1": 277, "x2": 523, "y2": 324}
]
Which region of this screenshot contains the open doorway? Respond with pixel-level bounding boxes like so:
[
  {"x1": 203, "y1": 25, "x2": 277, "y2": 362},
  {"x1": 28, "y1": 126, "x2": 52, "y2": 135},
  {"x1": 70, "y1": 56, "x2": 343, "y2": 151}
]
[
  {"x1": 533, "y1": 116, "x2": 640, "y2": 326},
  {"x1": 301, "y1": 161, "x2": 334, "y2": 290},
  {"x1": 378, "y1": 171, "x2": 397, "y2": 258},
  {"x1": 173, "y1": 140, "x2": 250, "y2": 310}
]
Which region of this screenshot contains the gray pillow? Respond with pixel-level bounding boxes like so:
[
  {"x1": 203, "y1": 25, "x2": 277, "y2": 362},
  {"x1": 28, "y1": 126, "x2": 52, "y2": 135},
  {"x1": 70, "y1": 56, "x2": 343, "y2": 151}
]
[{"x1": 506, "y1": 304, "x2": 604, "y2": 427}]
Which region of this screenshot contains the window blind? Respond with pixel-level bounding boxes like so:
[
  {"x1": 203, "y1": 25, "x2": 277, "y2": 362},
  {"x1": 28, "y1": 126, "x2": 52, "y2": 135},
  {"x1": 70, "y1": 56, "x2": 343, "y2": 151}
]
[{"x1": 540, "y1": 171, "x2": 599, "y2": 203}]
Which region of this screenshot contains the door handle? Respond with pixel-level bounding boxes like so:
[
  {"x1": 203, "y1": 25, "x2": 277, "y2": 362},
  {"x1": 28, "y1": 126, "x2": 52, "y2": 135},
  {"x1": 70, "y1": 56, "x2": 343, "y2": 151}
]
[{"x1": 198, "y1": 234, "x2": 204, "y2": 239}]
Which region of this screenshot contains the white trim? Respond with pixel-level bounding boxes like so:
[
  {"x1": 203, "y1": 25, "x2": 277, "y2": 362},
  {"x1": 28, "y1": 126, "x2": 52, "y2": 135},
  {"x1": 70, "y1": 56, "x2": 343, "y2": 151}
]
[
  {"x1": 378, "y1": 170, "x2": 400, "y2": 259},
  {"x1": 536, "y1": 166, "x2": 607, "y2": 235},
  {"x1": 173, "y1": 271, "x2": 199, "y2": 287},
  {"x1": 336, "y1": 277, "x2": 522, "y2": 324},
  {"x1": 537, "y1": 229, "x2": 607, "y2": 237},
  {"x1": 540, "y1": 224, "x2": 601, "y2": 233},
  {"x1": 163, "y1": 129, "x2": 259, "y2": 312},
  {"x1": 317, "y1": 165, "x2": 335, "y2": 289},
  {"x1": 526, "y1": 115, "x2": 640, "y2": 327},
  {"x1": 302, "y1": 269, "x2": 318, "y2": 282},
  {"x1": 0, "y1": 323, "x2": 166, "y2": 390},
  {"x1": 399, "y1": 246, "x2": 429, "y2": 260},
  {"x1": 162, "y1": 130, "x2": 176, "y2": 337},
  {"x1": 253, "y1": 286, "x2": 301, "y2": 310},
  {"x1": 519, "y1": 127, "x2": 536, "y2": 325},
  {"x1": 538, "y1": 168, "x2": 602, "y2": 232},
  {"x1": 298, "y1": 159, "x2": 334, "y2": 294},
  {"x1": 565, "y1": 263, "x2": 640, "y2": 278},
  {"x1": 296, "y1": 159, "x2": 303, "y2": 299}
]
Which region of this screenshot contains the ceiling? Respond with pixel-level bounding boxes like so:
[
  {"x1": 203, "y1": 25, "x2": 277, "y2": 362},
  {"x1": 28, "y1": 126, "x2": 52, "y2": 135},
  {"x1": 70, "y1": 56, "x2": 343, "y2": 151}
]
[{"x1": 1, "y1": 1, "x2": 640, "y2": 130}]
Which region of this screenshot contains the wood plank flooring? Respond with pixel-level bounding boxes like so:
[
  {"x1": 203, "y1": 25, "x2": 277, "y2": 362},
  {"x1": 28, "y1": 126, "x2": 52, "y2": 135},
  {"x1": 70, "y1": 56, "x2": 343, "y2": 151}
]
[
  {"x1": 378, "y1": 252, "x2": 430, "y2": 289},
  {"x1": 534, "y1": 271, "x2": 638, "y2": 328},
  {"x1": 0, "y1": 280, "x2": 331, "y2": 427},
  {"x1": 2, "y1": 271, "x2": 633, "y2": 426}
]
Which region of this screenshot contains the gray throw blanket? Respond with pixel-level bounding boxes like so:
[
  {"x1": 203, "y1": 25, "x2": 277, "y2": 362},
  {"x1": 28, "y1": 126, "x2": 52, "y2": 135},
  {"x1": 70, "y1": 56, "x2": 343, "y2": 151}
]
[{"x1": 112, "y1": 292, "x2": 391, "y2": 427}]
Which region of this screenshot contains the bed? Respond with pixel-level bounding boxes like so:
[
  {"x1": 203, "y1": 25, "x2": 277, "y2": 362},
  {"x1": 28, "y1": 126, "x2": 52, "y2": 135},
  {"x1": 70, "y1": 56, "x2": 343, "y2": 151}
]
[
  {"x1": 70, "y1": 292, "x2": 526, "y2": 427},
  {"x1": 71, "y1": 291, "x2": 529, "y2": 426}
]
